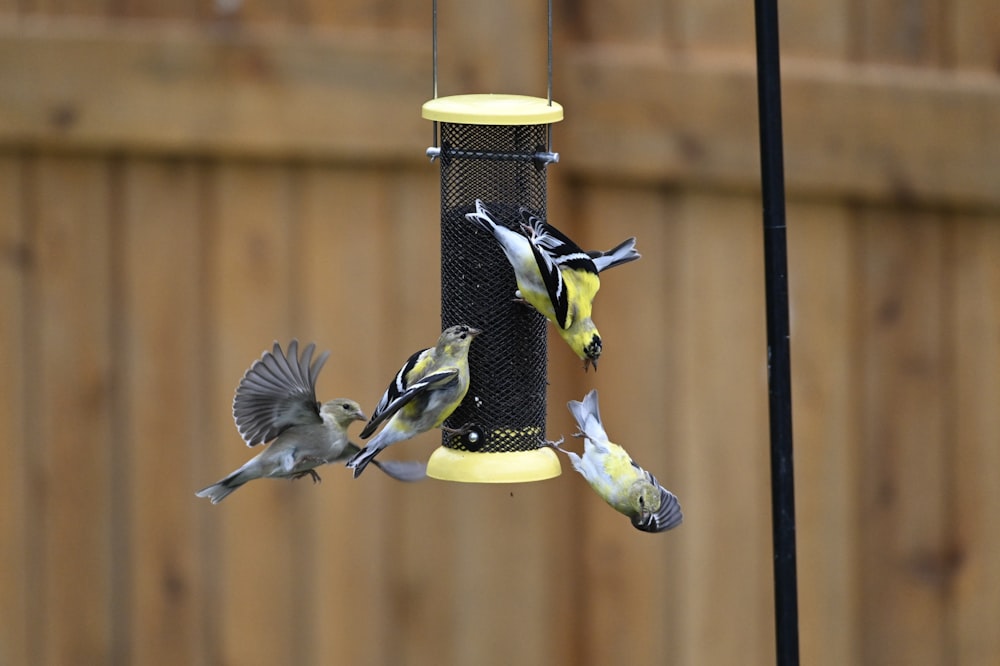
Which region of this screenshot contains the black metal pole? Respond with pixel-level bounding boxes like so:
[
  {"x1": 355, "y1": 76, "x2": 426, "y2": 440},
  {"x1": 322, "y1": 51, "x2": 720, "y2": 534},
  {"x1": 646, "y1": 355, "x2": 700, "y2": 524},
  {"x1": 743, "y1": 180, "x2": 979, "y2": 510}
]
[{"x1": 752, "y1": 0, "x2": 800, "y2": 664}]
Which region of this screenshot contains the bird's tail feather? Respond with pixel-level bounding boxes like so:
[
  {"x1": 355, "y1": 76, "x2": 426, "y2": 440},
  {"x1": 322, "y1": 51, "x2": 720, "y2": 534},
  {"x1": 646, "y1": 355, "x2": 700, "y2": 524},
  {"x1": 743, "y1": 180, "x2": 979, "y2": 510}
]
[
  {"x1": 195, "y1": 470, "x2": 248, "y2": 504},
  {"x1": 343, "y1": 442, "x2": 426, "y2": 482},
  {"x1": 465, "y1": 199, "x2": 498, "y2": 233},
  {"x1": 589, "y1": 237, "x2": 640, "y2": 273},
  {"x1": 346, "y1": 444, "x2": 381, "y2": 478},
  {"x1": 567, "y1": 389, "x2": 608, "y2": 443},
  {"x1": 372, "y1": 459, "x2": 427, "y2": 482}
]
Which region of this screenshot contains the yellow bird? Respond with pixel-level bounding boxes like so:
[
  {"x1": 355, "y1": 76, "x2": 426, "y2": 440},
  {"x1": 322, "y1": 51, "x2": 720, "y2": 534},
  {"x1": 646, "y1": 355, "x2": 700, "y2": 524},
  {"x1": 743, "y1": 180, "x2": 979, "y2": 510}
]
[
  {"x1": 465, "y1": 199, "x2": 639, "y2": 371},
  {"x1": 551, "y1": 389, "x2": 683, "y2": 532},
  {"x1": 346, "y1": 325, "x2": 481, "y2": 478}
]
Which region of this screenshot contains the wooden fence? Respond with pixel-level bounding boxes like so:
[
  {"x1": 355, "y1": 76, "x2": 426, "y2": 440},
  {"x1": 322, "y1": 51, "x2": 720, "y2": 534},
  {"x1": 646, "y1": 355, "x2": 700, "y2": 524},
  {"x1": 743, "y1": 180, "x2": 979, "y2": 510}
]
[{"x1": 1, "y1": 1, "x2": 998, "y2": 665}]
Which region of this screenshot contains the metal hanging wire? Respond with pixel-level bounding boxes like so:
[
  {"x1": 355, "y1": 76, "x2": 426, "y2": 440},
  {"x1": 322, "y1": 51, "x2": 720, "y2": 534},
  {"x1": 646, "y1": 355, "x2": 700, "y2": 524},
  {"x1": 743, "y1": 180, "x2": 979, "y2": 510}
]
[{"x1": 429, "y1": 0, "x2": 556, "y2": 159}]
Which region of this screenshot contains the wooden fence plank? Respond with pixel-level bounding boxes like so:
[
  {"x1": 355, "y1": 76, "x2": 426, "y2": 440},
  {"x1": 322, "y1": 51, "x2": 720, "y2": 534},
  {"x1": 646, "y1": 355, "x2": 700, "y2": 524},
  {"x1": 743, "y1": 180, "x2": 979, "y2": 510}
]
[
  {"x1": 776, "y1": 0, "x2": 850, "y2": 59},
  {"x1": 296, "y1": 165, "x2": 394, "y2": 666},
  {"x1": 564, "y1": 0, "x2": 671, "y2": 46},
  {"x1": 298, "y1": 0, "x2": 425, "y2": 31},
  {"x1": 30, "y1": 155, "x2": 114, "y2": 665},
  {"x1": 856, "y1": 0, "x2": 947, "y2": 65},
  {"x1": 113, "y1": 0, "x2": 201, "y2": 20},
  {"x1": 202, "y1": 162, "x2": 302, "y2": 666},
  {"x1": 677, "y1": 0, "x2": 755, "y2": 53},
  {"x1": 562, "y1": 186, "x2": 688, "y2": 666},
  {"x1": 0, "y1": 27, "x2": 997, "y2": 210},
  {"x1": 120, "y1": 158, "x2": 206, "y2": 666},
  {"x1": 857, "y1": 211, "x2": 951, "y2": 666},
  {"x1": 377, "y1": 171, "x2": 459, "y2": 666},
  {"x1": 952, "y1": 213, "x2": 1000, "y2": 666},
  {"x1": 19, "y1": 0, "x2": 111, "y2": 17},
  {"x1": 0, "y1": 155, "x2": 28, "y2": 666},
  {"x1": 0, "y1": 24, "x2": 430, "y2": 161},
  {"x1": 437, "y1": 1, "x2": 547, "y2": 97},
  {"x1": 669, "y1": 192, "x2": 773, "y2": 666},
  {"x1": 562, "y1": 50, "x2": 1000, "y2": 210},
  {"x1": 787, "y1": 203, "x2": 861, "y2": 666},
  {"x1": 952, "y1": 0, "x2": 1000, "y2": 70}
]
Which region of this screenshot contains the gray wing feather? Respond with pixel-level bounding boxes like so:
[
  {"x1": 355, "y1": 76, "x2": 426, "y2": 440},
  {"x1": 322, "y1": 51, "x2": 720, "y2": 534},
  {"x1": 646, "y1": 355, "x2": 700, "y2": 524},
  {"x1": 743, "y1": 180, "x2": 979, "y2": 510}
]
[{"x1": 233, "y1": 340, "x2": 330, "y2": 446}]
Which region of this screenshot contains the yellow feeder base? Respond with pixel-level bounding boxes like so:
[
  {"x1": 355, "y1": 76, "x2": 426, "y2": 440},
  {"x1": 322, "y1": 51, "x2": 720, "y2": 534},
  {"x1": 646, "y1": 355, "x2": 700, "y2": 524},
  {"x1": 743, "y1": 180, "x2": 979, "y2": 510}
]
[{"x1": 426, "y1": 446, "x2": 562, "y2": 483}]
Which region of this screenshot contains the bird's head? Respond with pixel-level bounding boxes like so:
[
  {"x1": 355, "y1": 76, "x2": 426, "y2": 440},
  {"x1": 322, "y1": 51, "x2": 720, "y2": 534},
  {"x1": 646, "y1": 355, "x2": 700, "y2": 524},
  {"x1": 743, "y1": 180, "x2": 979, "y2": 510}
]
[
  {"x1": 438, "y1": 324, "x2": 482, "y2": 354},
  {"x1": 582, "y1": 333, "x2": 602, "y2": 372},
  {"x1": 320, "y1": 398, "x2": 367, "y2": 428},
  {"x1": 628, "y1": 481, "x2": 664, "y2": 532}
]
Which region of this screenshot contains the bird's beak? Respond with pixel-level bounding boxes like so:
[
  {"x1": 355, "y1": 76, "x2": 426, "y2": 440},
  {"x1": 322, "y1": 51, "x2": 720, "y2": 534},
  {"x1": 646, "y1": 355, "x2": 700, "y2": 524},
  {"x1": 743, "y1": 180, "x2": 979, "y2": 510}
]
[
  {"x1": 469, "y1": 327, "x2": 482, "y2": 337},
  {"x1": 356, "y1": 411, "x2": 368, "y2": 422},
  {"x1": 584, "y1": 357, "x2": 598, "y2": 372}
]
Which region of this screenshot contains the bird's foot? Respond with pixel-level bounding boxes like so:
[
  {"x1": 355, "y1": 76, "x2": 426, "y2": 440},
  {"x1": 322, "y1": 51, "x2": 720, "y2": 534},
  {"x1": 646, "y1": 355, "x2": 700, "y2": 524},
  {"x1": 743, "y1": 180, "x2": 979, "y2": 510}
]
[
  {"x1": 543, "y1": 436, "x2": 566, "y2": 450},
  {"x1": 292, "y1": 468, "x2": 323, "y2": 484},
  {"x1": 441, "y1": 423, "x2": 473, "y2": 437}
]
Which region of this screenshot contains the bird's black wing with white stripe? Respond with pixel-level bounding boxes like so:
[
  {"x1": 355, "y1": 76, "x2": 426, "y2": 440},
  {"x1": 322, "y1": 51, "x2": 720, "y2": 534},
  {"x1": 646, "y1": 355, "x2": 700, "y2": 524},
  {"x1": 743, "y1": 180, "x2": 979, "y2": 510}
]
[
  {"x1": 358, "y1": 368, "x2": 459, "y2": 438},
  {"x1": 232, "y1": 340, "x2": 329, "y2": 447},
  {"x1": 520, "y1": 208, "x2": 600, "y2": 276},
  {"x1": 360, "y1": 345, "x2": 462, "y2": 438},
  {"x1": 519, "y1": 209, "x2": 575, "y2": 329}
]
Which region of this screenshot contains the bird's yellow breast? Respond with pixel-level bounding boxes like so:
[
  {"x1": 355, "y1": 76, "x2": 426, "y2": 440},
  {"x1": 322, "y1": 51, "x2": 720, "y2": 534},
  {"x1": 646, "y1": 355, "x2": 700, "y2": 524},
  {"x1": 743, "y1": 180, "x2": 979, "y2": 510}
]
[{"x1": 587, "y1": 443, "x2": 645, "y2": 513}]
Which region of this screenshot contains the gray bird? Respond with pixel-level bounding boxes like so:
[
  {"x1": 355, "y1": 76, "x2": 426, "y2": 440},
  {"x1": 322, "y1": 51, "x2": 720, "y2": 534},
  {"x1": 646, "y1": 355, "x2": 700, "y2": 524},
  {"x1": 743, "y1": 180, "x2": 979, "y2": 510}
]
[{"x1": 196, "y1": 340, "x2": 426, "y2": 504}]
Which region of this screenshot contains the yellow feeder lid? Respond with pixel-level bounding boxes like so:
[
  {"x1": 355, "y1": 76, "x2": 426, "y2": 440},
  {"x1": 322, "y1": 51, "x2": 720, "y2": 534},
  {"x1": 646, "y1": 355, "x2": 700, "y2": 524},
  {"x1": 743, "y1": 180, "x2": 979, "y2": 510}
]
[
  {"x1": 422, "y1": 94, "x2": 564, "y2": 126},
  {"x1": 426, "y1": 445, "x2": 562, "y2": 483}
]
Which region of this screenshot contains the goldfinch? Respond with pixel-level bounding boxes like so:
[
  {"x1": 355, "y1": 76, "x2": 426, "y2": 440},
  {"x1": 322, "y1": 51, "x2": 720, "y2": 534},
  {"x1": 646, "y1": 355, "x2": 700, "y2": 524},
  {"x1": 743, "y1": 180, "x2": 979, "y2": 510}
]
[
  {"x1": 551, "y1": 389, "x2": 683, "y2": 532},
  {"x1": 346, "y1": 325, "x2": 481, "y2": 478},
  {"x1": 464, "y1": 199, "x2": 639, "y2": 371},
  {"x1": 196, "y1": 340, "x2": 425, "y2": 504}
]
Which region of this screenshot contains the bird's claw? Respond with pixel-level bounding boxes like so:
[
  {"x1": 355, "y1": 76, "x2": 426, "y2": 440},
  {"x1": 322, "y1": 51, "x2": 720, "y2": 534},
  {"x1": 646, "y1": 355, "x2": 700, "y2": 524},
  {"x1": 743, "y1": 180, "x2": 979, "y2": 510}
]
[
  {"x1": 441, "y1": 423, "x2": 472, "y2": 436},
  {"x1": 292, "y1": 458, "x2": 326, "y2": 484},
  {"x1": 292, "y1": 468, "x2": 323, "y2": 484},
  {"x1": 543, "y1": 436, "x2": 565, "y2": 450}
]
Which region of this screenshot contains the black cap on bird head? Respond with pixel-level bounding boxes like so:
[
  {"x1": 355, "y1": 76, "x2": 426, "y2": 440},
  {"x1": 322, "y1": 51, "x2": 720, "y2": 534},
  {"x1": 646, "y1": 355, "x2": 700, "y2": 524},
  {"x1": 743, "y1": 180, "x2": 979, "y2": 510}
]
[{"x1": 583, "y1": 334, "x2": 602, "y2": 372}]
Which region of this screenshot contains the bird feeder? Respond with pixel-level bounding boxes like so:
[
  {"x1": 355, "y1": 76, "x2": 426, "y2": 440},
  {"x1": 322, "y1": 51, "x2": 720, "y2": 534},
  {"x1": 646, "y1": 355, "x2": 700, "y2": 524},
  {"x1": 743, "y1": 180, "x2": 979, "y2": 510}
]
[{"x1": 422, "y1": 5, "x2": 562, "y2": 483}]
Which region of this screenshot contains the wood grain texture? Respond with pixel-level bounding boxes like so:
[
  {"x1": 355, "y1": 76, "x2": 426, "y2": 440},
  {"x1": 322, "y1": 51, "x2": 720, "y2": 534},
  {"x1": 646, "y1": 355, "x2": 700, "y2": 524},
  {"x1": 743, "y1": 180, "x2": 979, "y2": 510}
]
[
  {"x1": 0, "y1": 27, "x2": 997, "y2": 210},
  {"x1": 568, "y1": 186, "x2": 689, "y2": 666},
  {"x1": 855, "y1": 0, "x2": 948, "y2": 65},
  {"x1": 203, "y1": 162, "x2": 302, "y2": 666},
  {"x1": 857, "y1": 211, "x2": 951, "y2": 666},
  {"x1": 120, "y1": 158, "x2": 206, "y2": 666},
  {"x1": 297, "y1": 166, "x2": 395, "y2": 666},
  {"x1": 0, "y1": 155, "x2": 28, "y2": 666},
  {"x1": 668, "y1": 192, "x2": 773, "y2": 666},
  {"x1": 951, "y1": 0, "x2": 1000, "y2": 70},
  {"x1": 951, "y1": 213, "x2": 1000, "y2": 666},
  {"x1": 562, "y1": 49, "x2": 1000, "y2": 209},
  {"x1": 29, "y1": 155, "x2": 115, "y2": 666},
  {"x1": 787, "y1": 203, "x2": 861, "y2": 666},
  {"x1": 677, "y1": 0, "x2": 755, "y2": 53},
  {"x1": 436, "y1": 1, "x2": 547, "y2": 97},
  {"x1": 0, "y1": 2, "x2": 998, "y2": 665},
  {"x1": 0, "y1": 24, "x2": 430, "y2": 161}
]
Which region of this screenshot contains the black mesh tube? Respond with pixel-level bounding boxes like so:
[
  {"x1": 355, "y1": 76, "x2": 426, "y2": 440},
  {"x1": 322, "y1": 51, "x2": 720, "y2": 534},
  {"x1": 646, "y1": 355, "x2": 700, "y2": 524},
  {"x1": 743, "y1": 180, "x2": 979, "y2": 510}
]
[{"x1": 439, "y1": 122, "x2": 550, "y2": 453}]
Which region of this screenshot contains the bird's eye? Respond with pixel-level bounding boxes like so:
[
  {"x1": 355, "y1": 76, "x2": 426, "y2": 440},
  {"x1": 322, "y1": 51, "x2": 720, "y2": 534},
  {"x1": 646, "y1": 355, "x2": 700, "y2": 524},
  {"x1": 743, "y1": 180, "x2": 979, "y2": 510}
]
[{"x1": 638, "y1": 496, "x2": 646, "y2": 507}]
